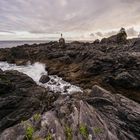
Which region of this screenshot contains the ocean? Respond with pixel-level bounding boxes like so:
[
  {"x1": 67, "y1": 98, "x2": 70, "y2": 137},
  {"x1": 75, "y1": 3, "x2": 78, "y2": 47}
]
[
  {"x1": 0, "y1": 40, "x2": 91, "y2": 48},
  {"x1": 0, "y1": 40, "x2": 49, "y2": 48}
]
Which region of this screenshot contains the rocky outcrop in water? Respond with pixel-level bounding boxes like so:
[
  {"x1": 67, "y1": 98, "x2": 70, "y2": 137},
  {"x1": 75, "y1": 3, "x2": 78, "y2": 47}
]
[{"x1": 39, "y1": 75, "x2": 50, "y2": 84}]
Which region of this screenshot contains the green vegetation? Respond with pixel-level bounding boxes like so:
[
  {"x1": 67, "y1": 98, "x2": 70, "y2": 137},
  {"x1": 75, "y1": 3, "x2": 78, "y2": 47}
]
[
  {"x1": 93, "y1": 127, "x2": 102, "y2": 135},
  {"x1": 79, "y1": 124, "x2": 89, "y2": 138},
  {"x1": 33, "y1": 113, "x2": 41, "y2": 121},
  {"x1": 25, "y1": 125, "x2": 34, "y2": 140},
  {"x1": 65, "y1": 126, "x2": 73, "y2": 140},
  {"x1": 46, "y1": 132, "x2": 53, "y2": 140}
]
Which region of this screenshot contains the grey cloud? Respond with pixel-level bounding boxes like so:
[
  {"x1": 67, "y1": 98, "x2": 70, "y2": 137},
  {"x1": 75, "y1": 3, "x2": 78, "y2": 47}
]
[
  {"x1": 126, "y1": 27, "x2": 138, "y2": 37},
  {"x1": 91, "y1": 30, "x2": 118, "y2": 38},
  {"x1": 91, "y1": 27, "x2": 139, "y2": 39},
  {"x1": 0, "y1": 30, "x2": 14, "y2": 34},
  {"x1": 0, "y1": 0, "x2": 140, "y2": 40},
  {"x1": 90, "y1": 33, "x2": 95, "y2": 37},
  {"x1": 96, "y1": 32, "x2": 103, "y2": 37},
  {"x1": 105, "y1": 31, "x2": 118, "y2": 37}
]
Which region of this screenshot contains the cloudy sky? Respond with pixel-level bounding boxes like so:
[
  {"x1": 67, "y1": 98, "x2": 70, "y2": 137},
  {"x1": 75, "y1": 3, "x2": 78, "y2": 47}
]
[{"x1": 0, "y1": 0, "x2": 140, "y2": 40}]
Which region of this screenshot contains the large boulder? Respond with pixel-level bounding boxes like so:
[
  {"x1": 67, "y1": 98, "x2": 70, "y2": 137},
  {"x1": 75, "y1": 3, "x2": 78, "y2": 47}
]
[
  {"x1": 39, "y1": 75, "x2": 50, "y2": 83},
  {"x1": 0, "y1": 70, "x2": 58, "y2": 132},
  {"x1": 93, "y1": 39, "x2": 100, "y2": 44},
  {"x1": 101, "y1": 28, "x2": 127, "y2": 44},
  {"x1": 132, "y1": 39, "x2": 140, "y2": 51},
  {"x1": 107, "y1": 71, "x2": 140, "y2": 89},
  {"x1": 90, "y1": 85, "x2": 111, "y2": 96},
  {"x1": 116, "y1": 28, "x2": 127, "y2": 44}
]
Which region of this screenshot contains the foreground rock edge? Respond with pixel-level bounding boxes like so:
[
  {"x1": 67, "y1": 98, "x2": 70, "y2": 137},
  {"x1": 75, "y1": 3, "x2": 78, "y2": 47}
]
[{"x1": 0, "y1": 70, "x2": 140, "y2": 140}]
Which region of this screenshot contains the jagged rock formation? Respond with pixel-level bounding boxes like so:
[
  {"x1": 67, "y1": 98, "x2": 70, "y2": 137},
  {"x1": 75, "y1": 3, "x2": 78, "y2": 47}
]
[
  {"x1": 0, "y1": 35, "x2": 140, "y2": 102},
  {"x1": 101, "y1": 28, "x2": 127, "y2": 44},
  {"x1": 0, "y1": 82, "x2": 140, "y2": 140},
  {"x1": 117, "y1": 28, "x2": 127, "y2": 44},
  {"x1": 93, "y1": 39, "x2": 100, "y2": 44},
  {"x1": 0, "y1": 70, "x2": 59, "y2": 133}
]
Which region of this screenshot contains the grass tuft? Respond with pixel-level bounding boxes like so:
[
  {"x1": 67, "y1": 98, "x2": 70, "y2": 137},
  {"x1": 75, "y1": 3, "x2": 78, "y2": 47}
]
[{"x1": 79, "y1": 124, "x2": 89, "y2": 138}]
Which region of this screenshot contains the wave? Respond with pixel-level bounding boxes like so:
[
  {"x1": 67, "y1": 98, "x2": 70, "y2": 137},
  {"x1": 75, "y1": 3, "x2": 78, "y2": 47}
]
[{"x1": 0, "y1": 61, "x2": 83, "y2": 94}]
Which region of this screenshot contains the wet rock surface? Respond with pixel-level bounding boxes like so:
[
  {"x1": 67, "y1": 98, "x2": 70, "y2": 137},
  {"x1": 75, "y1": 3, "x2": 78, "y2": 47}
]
[{"x1": 39, "y1": 75, "x2": 50, "y2": 84}]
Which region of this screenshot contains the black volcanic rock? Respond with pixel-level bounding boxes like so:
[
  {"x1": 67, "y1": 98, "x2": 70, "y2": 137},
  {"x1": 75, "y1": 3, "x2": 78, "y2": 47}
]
[
  {"x1": 114, "y1": 71, "x2": 140, "y2": 88},
  {"x1": 0, "y1": 85, "x2": 140, "y2": 140},
  {"x1": 0, "y1": 76, "x2": 14, "y2": 94},
  {"x1": 101, "y1": 28, "x2": 127, "y2": 44},
  {"x1": 58, "y1": 55, "x2": 72, "y2": 64},
  {"x1": 132, "y1": 39, "x2": 140, "y2": 51},
  {"x1": 117, "y1": 28, "x2": 127, "y2": 43},
  {"x1": 39, "y1": 75, "x2": 50, "y2": 83},
  {"x1": 0, "y1": 32, "x2": 140, "y2": 103},
  {"x1": 93, "y1": 39, "x2": 100, "y2": 44},
  {"x1": 0, "y1": 70, "x2": 59, "y2": 132}
]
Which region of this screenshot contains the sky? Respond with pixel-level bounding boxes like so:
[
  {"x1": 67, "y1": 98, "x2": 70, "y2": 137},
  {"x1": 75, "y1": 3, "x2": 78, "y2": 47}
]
[{"x1": 0, "y1": 0, "x2": 140, "y2": 40}]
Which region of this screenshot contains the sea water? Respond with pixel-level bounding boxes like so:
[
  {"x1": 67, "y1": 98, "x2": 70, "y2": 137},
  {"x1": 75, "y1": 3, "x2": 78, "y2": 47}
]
[{"x1": 0, "y1": 61, "x2": 83, "y2": 94}]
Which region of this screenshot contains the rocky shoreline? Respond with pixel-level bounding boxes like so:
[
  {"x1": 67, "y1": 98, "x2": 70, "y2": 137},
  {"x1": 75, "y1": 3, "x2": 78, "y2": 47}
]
[
  {"x1": 0, "y1": 35, "x2": 140, "y2": 102},
  {"x1": 0, "y1": 31, "x2": 140, "y2": 139}
]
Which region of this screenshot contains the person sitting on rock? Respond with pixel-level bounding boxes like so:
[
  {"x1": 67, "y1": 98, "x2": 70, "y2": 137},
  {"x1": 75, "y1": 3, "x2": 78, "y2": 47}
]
[{"x1": 59, "y1": 34, "x2": 65, "y2": 47}]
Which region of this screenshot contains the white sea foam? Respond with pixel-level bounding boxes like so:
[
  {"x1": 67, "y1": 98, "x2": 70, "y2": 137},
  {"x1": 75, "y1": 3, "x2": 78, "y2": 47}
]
[{"x1": 0, "y1": 61, "x2": 83, "y2": 94}]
